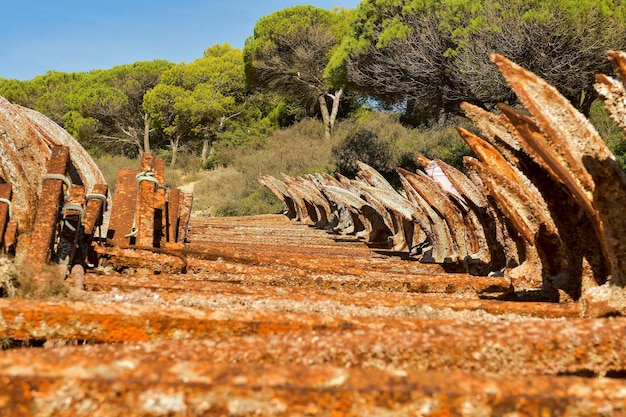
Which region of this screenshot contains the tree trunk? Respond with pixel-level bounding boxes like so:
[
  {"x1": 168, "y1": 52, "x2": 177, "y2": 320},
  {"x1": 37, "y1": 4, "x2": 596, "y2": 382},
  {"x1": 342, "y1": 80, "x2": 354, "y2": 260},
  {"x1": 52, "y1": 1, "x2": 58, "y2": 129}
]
[
  {"x1": 318, "y1": 88, "x2": 344, "y2": 139},
  {"x1": 136, "y1": 138, "x2": 144, "y2": 158},
  {"x1": 170, "y1": 135, "x2": 181, "y2": 167},
  {"x1": 329, "y1": 88, "x2": 343, "y2": 133},
  {"x1": 201, "y1": 139, "x2": 210, "y2": 163},
  {"x1": 578, "y1": 89, "x2": 596, "y2": 117},
  {"x1": 143, "y1": 113, "x2": 151, "y2": 154},
  {"x1": 318, "y1": 94, "x2": 332, "y2": 140}
]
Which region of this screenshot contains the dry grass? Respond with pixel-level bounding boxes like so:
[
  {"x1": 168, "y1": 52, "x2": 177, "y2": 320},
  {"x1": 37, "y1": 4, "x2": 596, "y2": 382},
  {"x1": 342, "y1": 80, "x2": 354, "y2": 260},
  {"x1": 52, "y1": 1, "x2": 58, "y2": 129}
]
[
  {"x1": 0, "y1": 257, "x2": 86, "y2": 350},
  {"x1": 335, "y1": 111, "x2": 472, "y2": 171},
  {"x1": 192, "y1": 166, "x2": 248, "y2": 216},
  {"x1": 0, "y1": 257, "x2": 18, "y2": 298},
  {"x1": 89, "y1": 114, "x2": 475, "y2": 217},
  {"x1": 192, "y1": 114, "x2": 475, "y2": 216},
  {"x1": 200, "y1": 118, "x2": 336, "y2": 216},
  {"x1": 93, "y1": 154, "x2": 138, "y2": 194},
  {"x1": 164, "y1": 153, "x2": 204, "y2": 188},
  {"x1": 0, "y1": 257, "x2": 80, "y2": 301}
]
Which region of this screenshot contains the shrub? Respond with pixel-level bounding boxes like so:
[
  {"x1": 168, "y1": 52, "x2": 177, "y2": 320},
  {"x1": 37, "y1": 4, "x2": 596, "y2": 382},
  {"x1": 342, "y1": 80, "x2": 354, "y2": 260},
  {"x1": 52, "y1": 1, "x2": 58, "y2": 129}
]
[
  {"x1": 589, "y1": 99, "x2": 626, "y2": 171},
  {"x1": 93, "y1": 154, "x2": 137, "y2": 194},
  {"x1": 0, "y1": 257, "x2": 74, "y2": 300},
  {"x1": 333, "y1": 129, "x2": 394, "y2": 178},
  {"x1": 334, "y1": 111, "x2": 472, "y2": 173},
  {"x1": 192, "y1": 113, "x2": 475, "y2": 215}
]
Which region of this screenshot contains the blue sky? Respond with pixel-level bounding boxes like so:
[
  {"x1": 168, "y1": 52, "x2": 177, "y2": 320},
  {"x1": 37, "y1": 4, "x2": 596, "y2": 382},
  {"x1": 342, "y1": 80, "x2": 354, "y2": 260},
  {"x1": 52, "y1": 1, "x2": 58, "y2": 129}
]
[{"x1": 1, "y1": 1, "x2": 360, "y2": 80}]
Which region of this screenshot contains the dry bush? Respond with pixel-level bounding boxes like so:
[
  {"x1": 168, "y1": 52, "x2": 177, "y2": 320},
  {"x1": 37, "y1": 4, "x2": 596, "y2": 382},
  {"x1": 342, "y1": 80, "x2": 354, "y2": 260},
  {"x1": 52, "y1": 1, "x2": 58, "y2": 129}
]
[
  {"x1": 164, "y1": 153, "x2": 204, "y2": 188},
  {"x1": 335, "y1": 111, "x2": 472, "y2": 172},
  {"x1": 223, "y1": 118, "x2": 337, "y2": 178},
  {"x1": 197, "y1": 118, "x2": 335, "y2": 216},
  {"x1": 14, "y1": 264, "x2": 72, "y2": 300},
  {"x1": 0, "y1": 257, "x2": 85, "y2": 350},
  {"x1": 192, "y1": 113, "x2": 474, "y2": 216},
  {"x1": 192, "y1": 166, "x2": 249, "y2": 216},
  {"x1": 0, "y1": 257, "x2": 18, "y2": 298},
  {"x1": 93, "y1": 154, "x2": 138, "y2": 194},
  {"x1": 0, "y1": 257, "x2": 78, "y2": 301},
  {"x1": 589, "y1": 100, "x2": 626, "y2": 171}
]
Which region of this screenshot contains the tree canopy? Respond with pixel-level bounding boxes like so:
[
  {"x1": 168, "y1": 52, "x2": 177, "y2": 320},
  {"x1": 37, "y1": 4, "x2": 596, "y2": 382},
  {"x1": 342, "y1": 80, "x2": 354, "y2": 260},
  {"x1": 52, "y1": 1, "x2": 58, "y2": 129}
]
[
  {"x1": 2, "y1": 1, "x2": 625, "y2": 173},
  {"x1": 244, "y1": 5, "x2": 352, "y2": 138},
  {"x1": 329, "y1": 0, "x2": 626, "y2": 124},
  {"x1": 144, "y1": 44, "x2": 276, "y2": 166},
  {"x1": 65, "y1": 60, "x2": 174, "y2": 156}
]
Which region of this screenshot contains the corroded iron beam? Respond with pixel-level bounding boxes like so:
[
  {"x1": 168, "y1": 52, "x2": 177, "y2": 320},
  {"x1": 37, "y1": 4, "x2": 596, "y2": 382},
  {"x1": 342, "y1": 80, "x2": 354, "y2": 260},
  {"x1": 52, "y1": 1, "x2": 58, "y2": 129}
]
[
  {"x1": 397, "y1": 168, "x2": 458, "y2": 264},
  {"x1": 0, "y1": 96, "x2": 110, "y2": 254},
  {"x1": 0, "y1": 183, "x2": 11, "y2": 252},
  {"x1": 1, "y1": 361, "x2": 625, "y2": 416},
  {"x1": 107, "y1": 168, "x2": 139, "y2": 247},
  {"x1": 26, "y1": 145, "x2": 70, "y2": 266},
  {"x1": 167, "y1": 187, "x2": 182, "y2": 243},
  {"x1": 82, "y1": 272, "x2": 573, "y2": 319},
  {"x1": 177, "y1": 191, "x2": 193, "y2": 243},
  {"x1": 83, "y1": 184, "x2": 108, "y2": 240},
  {"x1": 136, "y1": 154, "x2": 157, "y2": 248},
  {"x1": 9, "y1": 313, "x2": 626, "y2": 377},
  {"x1": 257, "y1": 175, "x2": 299, "y2": 220},
  {"x1": 492, "y1": 53, "x2": 626, "y2": 288}
]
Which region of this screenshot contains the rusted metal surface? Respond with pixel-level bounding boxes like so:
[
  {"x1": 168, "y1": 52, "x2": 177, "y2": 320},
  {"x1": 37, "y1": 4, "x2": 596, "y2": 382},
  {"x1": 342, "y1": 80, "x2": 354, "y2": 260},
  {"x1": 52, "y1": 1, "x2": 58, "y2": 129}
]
[
  {"x1": 7, "y1": 314, "x2": 626, "y2": 376},
  {"x1": 0, "y1": 97, "x2": 111, "y2": 256},
  {"x1": 456, "y1": 124, "x2": 565, "y2": 283},
  {"x1": 596, "y1": 51, "x2": 626, "y2": 135},
  {"x1": 136, "y1": 154, "x2": 157, "y2": 248},
  {"x1": 0, "y1": 183, "x2": 11, "y2": 251},
  {"x1": 2, "y1": 221, "x2": 17, "y2": 256},
  {"x1": 2, "y1": 361, "x2": 626, "y2": 416},
  {"x1": 83, "y1": 184, "x2": 108, "y2": 239},
  {"x1": 0, "y1": 297, "x2": 377, "y2": 343},
  {"x1": 106, "y1": 168, "x2": 139, "y2": 247},
  {"x1": 6, "y1": 53, "x2": 626, "y2": 414},
  {"x1": 154, "y1": 158, "x2": 166, "y2": 246},
  {"x1": 58, "y1": 185, "x2": 86, "y2": 265},
  {"x1": 256, "y1": 52, "x2": 626, "y2": 310},
  {"x1": 397, "y1": 167, "x2": 458, "y2": 264},
  {"x1": 95, "y1": 155, "x2": 191, "y2": 270},
  {"x1": 0, "y1": 97, "x2": 53, "y2": 237},
  {"x1": 167, "y1": 187, "x2": 182, "y2": 243},
  {"x1": 177, "y1": 191, "x2": 193, "y2": 244},
  {"x1": 492, "y1": 54, "x2": 626, "y2": 292},
  {"x1": 80, "y1": 272, "x2": 576, "y2": 319},
  {"x1": 0, "y1": 213, "x2": 624, "y2": 414},
  {"x1": 25, "y1": 145, "x2": 70, "y2": 266},
  {"x1": 94, "y1": 245, "x2": 187, "y2": 274}
]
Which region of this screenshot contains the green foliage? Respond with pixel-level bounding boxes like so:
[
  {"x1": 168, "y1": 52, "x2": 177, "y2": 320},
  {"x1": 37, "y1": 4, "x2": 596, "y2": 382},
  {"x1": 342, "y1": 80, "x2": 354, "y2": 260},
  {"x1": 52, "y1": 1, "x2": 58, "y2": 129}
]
[
  {"x1": 333, "y1": 129, "x2": 394, "y2": 178},
  {"x1": 0, "y1": 78, "x2": 31, "y2": 105},
  {"x1": 66, "y1": 60, "x2": 174, "y2": 156},
  {"x1": 331, "y1": 0, "x2": 626, "y2": 123},
  {"x1": 589, "y1": 100, "x2": 626, "y2": 171},
  {"x1": 145, "y1": 44, "x2": 276, "y2": 166},
  {"x1": 198, "y1": 111, "x2": 473, "y2": 216},
  {"x1": 244, "y1": 5, "x2": 353, "y2": 136},
  {"x1": 333, "y1": 111, "x2": 471, "y2": 181},
  {"x1": 0, "y1": 71, "x2": 84, "y2": 125},
  {"x1": 143, "y1": 84, "x2": 190, "y2": 135}
]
